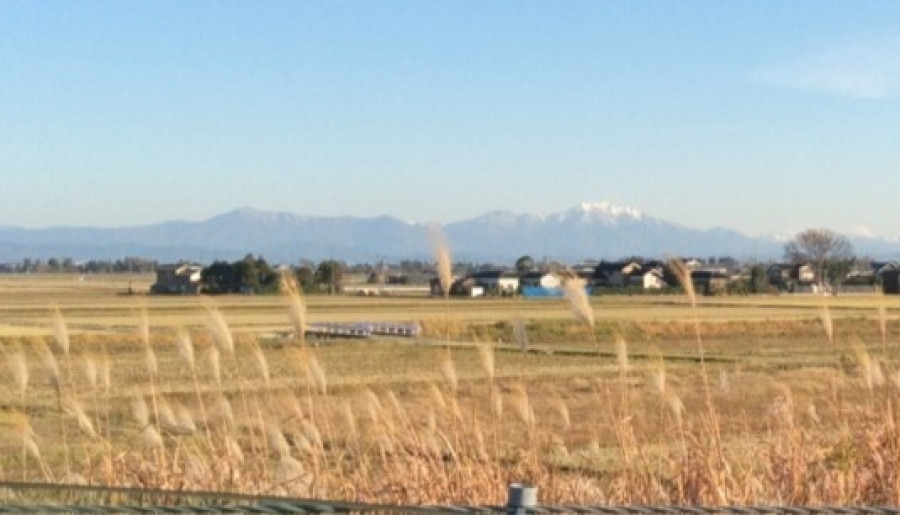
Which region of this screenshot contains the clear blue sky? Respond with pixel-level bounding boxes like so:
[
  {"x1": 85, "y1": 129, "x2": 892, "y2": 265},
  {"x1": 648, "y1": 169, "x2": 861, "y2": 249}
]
[{"x1": 2, "y1": 2, "x2": 899, "y2": 237}]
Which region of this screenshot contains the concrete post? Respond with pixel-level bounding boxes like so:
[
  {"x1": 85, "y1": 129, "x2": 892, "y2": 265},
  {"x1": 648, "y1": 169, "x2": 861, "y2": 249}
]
[{"x1": 507, "y1": 483, "x2": 537, "y2": 514}]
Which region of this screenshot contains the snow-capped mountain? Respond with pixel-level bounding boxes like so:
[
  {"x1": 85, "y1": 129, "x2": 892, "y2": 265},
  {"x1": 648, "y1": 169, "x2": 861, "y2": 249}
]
[{"x1": 1, "y1": 202, "x2": 893, "y2": 263}]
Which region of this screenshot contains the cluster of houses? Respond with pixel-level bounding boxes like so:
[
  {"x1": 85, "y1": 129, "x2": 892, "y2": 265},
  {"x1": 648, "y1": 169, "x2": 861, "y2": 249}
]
[
  {"x1": 150, "y1": 258, "x2": 900, "y2": 297},
  {"x1": 430, "y1": 259, "x2": 732, "y2": 297},
  {"x1": 431, "y1": 259, "x2": 900, "y2": 298}
]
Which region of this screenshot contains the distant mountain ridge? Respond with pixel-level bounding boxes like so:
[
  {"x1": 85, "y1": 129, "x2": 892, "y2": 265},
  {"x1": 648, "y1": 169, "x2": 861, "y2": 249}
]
[{"x1": 0, "y1": 203, "x2": 897, "y2": 263}]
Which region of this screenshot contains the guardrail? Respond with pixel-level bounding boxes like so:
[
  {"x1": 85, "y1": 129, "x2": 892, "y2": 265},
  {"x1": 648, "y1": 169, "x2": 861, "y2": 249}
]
[{"x1": 0, "y1": 481, "x2": 896, "y2": 513}]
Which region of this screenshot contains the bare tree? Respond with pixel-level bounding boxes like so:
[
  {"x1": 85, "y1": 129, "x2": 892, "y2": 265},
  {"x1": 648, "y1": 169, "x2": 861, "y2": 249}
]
[{"x1": 784, "y1": 228, "x2": 854, "y2": 291}]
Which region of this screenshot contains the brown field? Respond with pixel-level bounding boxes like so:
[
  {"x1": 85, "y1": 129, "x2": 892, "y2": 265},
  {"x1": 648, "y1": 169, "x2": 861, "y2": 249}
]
[{"x1": 2, "y1": 273, "x2": 900, "y2": 506}]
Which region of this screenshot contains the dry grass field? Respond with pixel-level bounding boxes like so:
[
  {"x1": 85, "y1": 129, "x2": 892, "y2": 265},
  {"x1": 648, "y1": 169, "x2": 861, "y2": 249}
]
[{"x1": 2, "y1": 272, "x2": 900, "y2": 505}]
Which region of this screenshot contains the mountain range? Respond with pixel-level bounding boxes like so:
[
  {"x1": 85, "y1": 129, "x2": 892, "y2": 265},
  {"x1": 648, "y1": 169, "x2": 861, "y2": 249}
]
[{"x1": 1, "y1": 202, "x2": 897, "y2": 264}]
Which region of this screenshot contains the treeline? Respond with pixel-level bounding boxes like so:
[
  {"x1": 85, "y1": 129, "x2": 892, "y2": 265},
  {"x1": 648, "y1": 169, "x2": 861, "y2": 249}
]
[
  {"x1": 0, "y1": 257, "x2": 158, "y2": 274},
  {"x1": 200, "y1": 255, "x2": 348, "y2": 295}
]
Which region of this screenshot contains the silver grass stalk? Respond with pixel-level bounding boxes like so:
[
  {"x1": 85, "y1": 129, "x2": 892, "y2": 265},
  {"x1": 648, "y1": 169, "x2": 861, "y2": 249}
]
[
  {"x1": 281, "y1": 273, "x2": 308, "y2": 339},
  {"x1": 81, "y1": 355, "x2": 98, "y2": 389},
  {"x1": 23, "y1": 424, "x2": 42, "y2": 461},
  {"x1": 306, "y1": 353, "x2": 327, "y2": 395},
  {"x1": 429, "y1": 224, "x2": 453, "y2": 298},
  {"x1": 561, "y1": 275, "x2": 595, "y2": 328},
  {"x1": 440, "y1": 350, "x2": 458, "y2": 393},
  {"x1": 206, "y1": 308, "x2": 235, "y2": 356},
  {"x1": 175, "y1": 328, "x2": 195, "y2": 371},
  {"x1": 225, "y1": 435, "x2": 245, "y2": 463},
  {"x1": 98, "y1": 353, "x2": 111, "y2": 392},
  {"x1": 615, "y1": 334, "x2": 629, "y2": 373},
  {"x1": 62, "y1": 397, "x2": 96, "y2": 438},
  {"x1": 821, "y1": 305, "x2": 834, "y2": 344},
  {"x1": 51, "y1": 308, "x2": 70, "y2": 356},
  {"x1": 251, "y1": 340, "x2": 270, "y2": 386},
  {"x1": 208, "y1": 346, "x2": 222, "y2": 385},
  {"x1": 173, "y1": 401, "x2": 197, "y2": 433},
  {"x1": 266, "y1": 422, "x2": 291, "y2": 458},
  {"x1": 140, "y1": 425, "x2": 164, "y2": 449},
  {"x1": 7, "y1": 351, "x2": 28, "y2": 396},
  {"x1": 137, "y1": 307, "x2": 150, "y2": 348},
  {"x1": 668, "y1": 259, "x2": 696, "y2": 307},
  {"x1": 158, "y1": 395, "x2": 178, "y2": 429},
  {"x1": 34, "y1": 338, "x2": 60, "y2": 391},
  {"x1": 476, "y1": 338, "x2": 495, "y2": 382},
  {"x1": 132, "y1": 396, "x2": 150, "y2": 427}
]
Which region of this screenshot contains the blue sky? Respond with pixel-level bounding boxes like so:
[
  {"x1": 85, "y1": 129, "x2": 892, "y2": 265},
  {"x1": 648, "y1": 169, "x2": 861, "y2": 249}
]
[{"x1": 1, "y1": 2, "x2": 899, "y2": 237}]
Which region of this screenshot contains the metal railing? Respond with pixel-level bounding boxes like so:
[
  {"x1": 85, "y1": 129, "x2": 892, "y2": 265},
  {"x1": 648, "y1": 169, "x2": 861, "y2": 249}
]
[{"x1": 0, "y1": 481, "x2": 897, "y2": 513}]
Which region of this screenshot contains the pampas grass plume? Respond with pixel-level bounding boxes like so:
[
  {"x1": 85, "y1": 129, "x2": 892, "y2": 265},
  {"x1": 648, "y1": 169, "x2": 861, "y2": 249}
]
[
  {"x1": 440, "y1": 350, "x2": 458, "y2": 393},
  {"x1": 157, "y1": 395, "x2": 178, "y2": 430},
  {"x1": 212, "y1": 395, "x2": 235, "y2": 428},
  {"x1": 34, "y1": 338, "x2": 60, "y2": 390},
  {"x1": 82, "y1": 354, "x2": 98, "y2": 389},
  {"x1": 306, "y1": 353, "x2": 327, "y2": 394},
  {"x1": 23, "y1": 424, "x2": 42, "y2": 461},
  {"x1": 226, "y1": 435, "x2": 245, "y2": 464},
  {"x1": 668, "y1": 259, "x2": 696, "y2": 306},
  {"x1": 561, "y1": 276, "x2": 594, "y2": 327},
  {"x1": 137, "y1": 308, "x2": 150, "y2": 347},
  {"x1": 667, "y1": 392, "x2": 685, "y2": 421},
  {"x1": 509, "y1": 384, "x2": 535, "y2": 428},
  {"x1": 821, "y1": 305, "x2": 834, "y2": 343},
  {"x1": 250, "y1": 339, "x2": 271, "y2": 386},
  {"x1": 173, "y1": 401, "x2": 197, "y2": 433},
  {"x1": 208, "y1": 346, "x2": 222, "y2": 385},
  {"x1": 852, "y1": 337, "x2": 884, "y2": 390},
  {"x1": 280, "y1": 273, "x2": 307, "y2": 338},
  {"x1": 98, "y1": 352, "x2": 111, "y2": 392},
  {"x1": 266, "y1": 422, "x2": 291, "y2": 458},
  {"x1": 491, "y1": 385, "x2": 503, "y2": 419},
  {"x1": 7, "y1": 350, "x2": 28, "y2": 395},
  {"x1": 51, "y1": 308, "x2": 70, "y2": 355},
  {"x1": 429, "y1": 224, "x2": 452, "y2": 297},
  {"x1": 144, "y1": 342, "x2": 158, "y2": 378},
  {"x1": 140, "y1": 425, "x2": 164, "y2": 449},
  {"x1": 62, "y1": 397, "x2": 96, "y2": 438},
  {"x1": 429, "y1": 382, "x2": 447, "y2": 411},
  {"x1": 132, "y1": 396, "x2": 150, "y2": 427},
  {"x1": 615, "y1": 334, "x2": 629, "y2": 373},
  {"x1": 175, "y1": 328, "x2": 195, "y2": 371},
  {"x1": 207, "y1": 308, "x2": 235, "y2": 356},
  {"x1": 476, "y1": 338, "x2": 495, "y2": 382}
]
